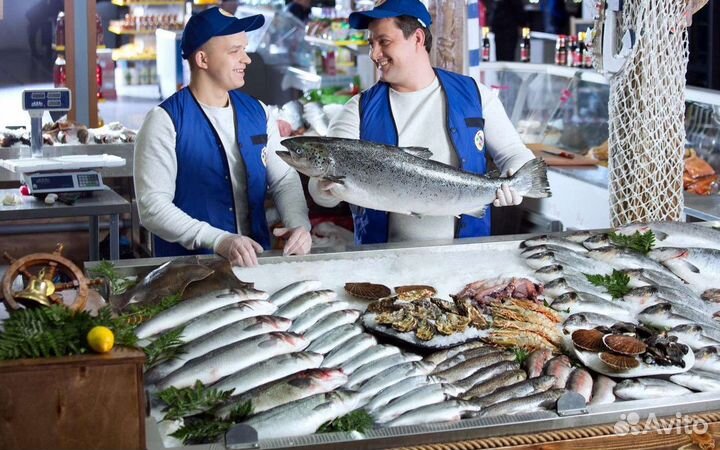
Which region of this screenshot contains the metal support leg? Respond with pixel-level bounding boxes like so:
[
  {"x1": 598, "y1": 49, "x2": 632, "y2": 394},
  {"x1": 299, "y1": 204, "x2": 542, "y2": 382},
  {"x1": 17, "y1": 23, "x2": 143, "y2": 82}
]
[
  {"x1": 89, "y1": 215, "x2": 99, "y2": 261},
  {"x1": 110, "y1": 213, "x2": 120, "y2": 261}
]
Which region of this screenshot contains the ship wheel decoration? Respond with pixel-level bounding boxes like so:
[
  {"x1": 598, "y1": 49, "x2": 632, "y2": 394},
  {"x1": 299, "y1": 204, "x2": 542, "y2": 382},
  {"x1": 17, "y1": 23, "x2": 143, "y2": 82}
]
[{"x1": 1, "y1": 244, "x2": 104, "y2": 312}]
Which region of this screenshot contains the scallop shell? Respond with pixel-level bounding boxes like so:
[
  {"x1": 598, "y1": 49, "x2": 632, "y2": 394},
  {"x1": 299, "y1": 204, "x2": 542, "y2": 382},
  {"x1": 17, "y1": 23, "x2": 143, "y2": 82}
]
[
  {"x1": 344, "y1": 282, "x2": 392, "y2": 300},
  {"x1": 571, "y1": 329, "x2": 606, "y2": 352},
  {"x1": 395, "y1": 285, "x2": 437, "y2": 295},
  {"x1": 598, "y1": 352, "x2": 640, "y2": 371},
  {"x1": 603, "y1": 334, "x2": 647, "y2": 356}
]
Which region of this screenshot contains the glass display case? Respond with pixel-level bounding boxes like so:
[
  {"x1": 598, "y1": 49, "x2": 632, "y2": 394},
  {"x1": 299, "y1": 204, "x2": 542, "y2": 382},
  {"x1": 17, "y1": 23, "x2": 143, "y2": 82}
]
[
  {"x1": 477, "y1": 62, "x2": 720, "y2": 168},
  {"x1": 477, "y1": 62, "x2": 720, "y2": 229}
]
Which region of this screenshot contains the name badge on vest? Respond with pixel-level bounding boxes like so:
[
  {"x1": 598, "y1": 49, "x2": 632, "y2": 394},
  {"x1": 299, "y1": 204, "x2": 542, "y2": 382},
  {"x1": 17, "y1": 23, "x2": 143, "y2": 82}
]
[
  {"x1": 261, "y1": 147, "x2": 268, "y2": 167},
  {"x1": 474, "y1": 130, "x2": 485, "y2": 151}
]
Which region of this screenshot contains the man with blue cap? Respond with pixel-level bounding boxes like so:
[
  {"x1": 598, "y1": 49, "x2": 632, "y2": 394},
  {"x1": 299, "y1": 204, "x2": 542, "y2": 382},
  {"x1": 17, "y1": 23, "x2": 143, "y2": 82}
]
[
  {"x1": 135, "y1": 7, "x2": 312, "y2": 266},
  {"x1": 309, "y1": 0, "x2": 536, "y2": 245}
]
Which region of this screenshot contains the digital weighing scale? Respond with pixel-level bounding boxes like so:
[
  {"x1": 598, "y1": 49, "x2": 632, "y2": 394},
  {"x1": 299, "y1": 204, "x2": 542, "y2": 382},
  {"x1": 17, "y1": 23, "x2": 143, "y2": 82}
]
[{"x1": 0, "y1": 89, "x2": 126, "y2": 195}]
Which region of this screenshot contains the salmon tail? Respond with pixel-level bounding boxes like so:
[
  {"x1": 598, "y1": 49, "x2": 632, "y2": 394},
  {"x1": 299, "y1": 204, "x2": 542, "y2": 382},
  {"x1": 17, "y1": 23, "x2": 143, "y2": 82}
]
[{"x1": 513, "y1": 158, "x2": 552, "y2": 198}]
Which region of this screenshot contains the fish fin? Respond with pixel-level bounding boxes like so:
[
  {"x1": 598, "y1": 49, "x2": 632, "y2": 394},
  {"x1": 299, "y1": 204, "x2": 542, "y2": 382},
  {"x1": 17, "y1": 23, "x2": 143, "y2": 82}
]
[
  {"x1": 464, "y1": 206, "x2": 488, "y2": 218},
  {"x1": 654, "y1": 230, "x2": 669, "y2": 241},
  {"x1": 511, "y1": 158, "x2": 552, "y2": 199},
  {"x1": 323, "y1": 175, "x2": 346, "y2": 185},
  {"x1": 485, "y1": 169, "x2": 502, "y2": 178},
  {"x1": 678, "y1": 260, "x2": 701, "y2": 274},
  {"x1": 401, "y1": 146, "x2": 433, "y2": 159}
]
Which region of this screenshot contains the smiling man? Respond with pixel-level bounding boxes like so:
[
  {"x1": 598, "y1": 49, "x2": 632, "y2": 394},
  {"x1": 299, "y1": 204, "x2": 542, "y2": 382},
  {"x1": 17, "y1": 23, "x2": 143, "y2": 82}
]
[
  {"x1": 134, "y1": 7, "x2": 311, "y2": 266},
  {"x1": 308, "y1": 0, "x2": 536, "y2": 245}
]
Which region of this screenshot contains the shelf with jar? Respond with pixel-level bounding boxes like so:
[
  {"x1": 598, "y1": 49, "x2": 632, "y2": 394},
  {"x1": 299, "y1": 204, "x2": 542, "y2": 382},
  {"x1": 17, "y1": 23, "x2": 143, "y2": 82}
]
[
  {"x1": 290, "y1": 16, "x2": 374, "y2": 97},
  {"x1": 111, "y1": 0, "x2": 185, "y2": 6},
  {"x1": 109, "y1": 14, "x2": 183, "y2": 35},
  {"x1": 110, "y1": 0, "x2": 187, "y2": 98}
]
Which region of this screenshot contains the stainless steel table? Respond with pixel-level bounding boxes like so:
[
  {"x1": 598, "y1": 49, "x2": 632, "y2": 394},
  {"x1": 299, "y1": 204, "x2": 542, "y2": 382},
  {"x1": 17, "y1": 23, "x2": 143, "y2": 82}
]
[{"x1": 0, "y1": 188, "x2": 130, "y2": 260}]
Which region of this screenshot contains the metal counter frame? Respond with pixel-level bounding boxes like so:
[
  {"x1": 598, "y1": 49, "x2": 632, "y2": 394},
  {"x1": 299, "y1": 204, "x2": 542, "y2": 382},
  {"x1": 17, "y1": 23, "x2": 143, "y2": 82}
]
[{"x1": 0, "y1": 188, "x2": 130, "y2": 260}]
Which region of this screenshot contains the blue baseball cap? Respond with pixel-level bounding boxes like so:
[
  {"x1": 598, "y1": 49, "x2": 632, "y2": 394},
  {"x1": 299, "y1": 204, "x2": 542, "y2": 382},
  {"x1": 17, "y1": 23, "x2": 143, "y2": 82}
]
[
  {"x1": 348, "y1": 0, "x2": 432, "y2": 30},
  {"x1": 181, "y1": 7, "x2": 265, "y2": 59}
]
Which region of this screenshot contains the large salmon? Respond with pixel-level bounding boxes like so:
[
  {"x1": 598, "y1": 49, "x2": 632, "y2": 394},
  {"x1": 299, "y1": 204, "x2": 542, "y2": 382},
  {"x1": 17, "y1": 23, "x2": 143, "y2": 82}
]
[{"x1": 278, "y1": 136, "x2": 551, "y2": 217}]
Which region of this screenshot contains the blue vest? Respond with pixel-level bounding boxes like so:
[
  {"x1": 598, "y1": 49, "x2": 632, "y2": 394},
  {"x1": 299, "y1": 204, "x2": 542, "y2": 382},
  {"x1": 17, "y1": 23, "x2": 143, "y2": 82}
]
[
  {"x1": 155, "y1": 88, "x2": 270, "y2": 257},
  {"x1": 356, "y1": 68, "x2": 491, "y2": 245}
]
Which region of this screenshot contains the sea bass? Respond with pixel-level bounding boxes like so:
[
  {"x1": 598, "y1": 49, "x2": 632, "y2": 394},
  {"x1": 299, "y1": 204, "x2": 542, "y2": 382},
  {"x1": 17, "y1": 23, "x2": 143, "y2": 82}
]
[
  {"x1": 278, "y1": 136, "x2": 551, "y2": 218},
  {"x1": 648, "y1": 247, "x2": 720, "y2": 294},
  {"x1": 134, "y1": 288, "x2": 268, "y2": 339},
  {"x1": 616, "y1": 222, "x2": 720, "y2": 249}
]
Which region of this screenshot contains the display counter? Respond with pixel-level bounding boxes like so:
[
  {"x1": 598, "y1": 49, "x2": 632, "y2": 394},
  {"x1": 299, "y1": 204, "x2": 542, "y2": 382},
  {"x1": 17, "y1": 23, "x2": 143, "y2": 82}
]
[{"x1": 87, "y1": 226, "x2": 720, "y2": 450}]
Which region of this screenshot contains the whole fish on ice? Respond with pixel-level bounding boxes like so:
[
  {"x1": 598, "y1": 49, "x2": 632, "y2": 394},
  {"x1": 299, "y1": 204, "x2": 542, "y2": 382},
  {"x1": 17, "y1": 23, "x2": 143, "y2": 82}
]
[{"x1": 278, "y1": 136, "x2": 551, "y2": 217}]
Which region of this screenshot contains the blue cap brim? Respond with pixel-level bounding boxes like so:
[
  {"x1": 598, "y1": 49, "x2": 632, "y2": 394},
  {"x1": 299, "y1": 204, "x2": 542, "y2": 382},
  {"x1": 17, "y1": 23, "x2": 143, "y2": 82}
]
[
  {"x1": 349, "y1": 10, "x2": 400, "y2": 29},
  {"x1": 218, "y1": 14, "x2": 265, "y2": 36}
]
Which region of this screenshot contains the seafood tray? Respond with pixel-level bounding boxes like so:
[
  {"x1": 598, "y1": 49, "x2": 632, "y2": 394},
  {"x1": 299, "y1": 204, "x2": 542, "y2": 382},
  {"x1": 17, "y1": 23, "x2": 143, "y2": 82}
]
[{"x1": 96, "y1": 227, "x2": 720, "y2": 450}]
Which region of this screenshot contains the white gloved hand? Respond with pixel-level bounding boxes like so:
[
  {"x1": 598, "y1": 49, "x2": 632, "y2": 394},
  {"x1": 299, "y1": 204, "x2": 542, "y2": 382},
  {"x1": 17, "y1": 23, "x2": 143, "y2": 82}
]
[
  {"x1": 493, "y1": 168, "x2": 524, "y2": 207},
  {"x1": 273, "y1": 226, "x2": 312, "y2": 256},
  {"x1": 215, "y1": 234, "x2": 264, "y2": 267},
  {"x1": 308, "y1": 177, "x2": 342, "y2": 208}
]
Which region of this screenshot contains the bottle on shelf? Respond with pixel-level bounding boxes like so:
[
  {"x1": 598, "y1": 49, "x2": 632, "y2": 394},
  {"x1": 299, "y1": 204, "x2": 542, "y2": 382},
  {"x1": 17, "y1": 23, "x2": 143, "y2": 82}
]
[
  {"x1": 481, "y1": 27, "x2": 491, "y2": 62},
  {"x1": 520, "y1": 27, "x2": 531, "y2": 63},
  {"x1": 567, "y1": 34, "x2": 578, "y2": 67},
  {"x1": 55, "y1": 11, "x2": 65, "y2": 48},
  {"x1": 582, "y1": 32, "x2": 593, "y2": 69},
  {"x1": 573, "y1": 32, "x2": 585, "y2": 68},
  {"x1": 554, "y1": 34, "x2": 567, "y2": 66},
  {"x1": 53, "y1": 54, "x2": 67, "y2": 87}
]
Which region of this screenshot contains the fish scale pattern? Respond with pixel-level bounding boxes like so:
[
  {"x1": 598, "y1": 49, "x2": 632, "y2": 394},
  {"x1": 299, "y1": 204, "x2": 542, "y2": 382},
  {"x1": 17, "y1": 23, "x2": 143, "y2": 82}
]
[{"x1": 606, "y1": 0, "x2": 689, "y2": 227}]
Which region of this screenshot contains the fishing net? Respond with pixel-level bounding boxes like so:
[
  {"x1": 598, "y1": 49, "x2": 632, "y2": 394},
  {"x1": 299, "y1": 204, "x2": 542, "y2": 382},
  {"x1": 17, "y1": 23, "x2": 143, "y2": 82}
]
[{"x1": 606, "y1": 0, "x2": 689, "y2": 227}]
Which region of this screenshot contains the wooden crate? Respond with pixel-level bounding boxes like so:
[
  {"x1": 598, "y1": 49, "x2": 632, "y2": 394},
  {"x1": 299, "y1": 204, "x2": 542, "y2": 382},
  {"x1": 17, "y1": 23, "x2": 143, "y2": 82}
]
[{"x1": 0, "y1": 347, "x2": 146, "y2": 450}]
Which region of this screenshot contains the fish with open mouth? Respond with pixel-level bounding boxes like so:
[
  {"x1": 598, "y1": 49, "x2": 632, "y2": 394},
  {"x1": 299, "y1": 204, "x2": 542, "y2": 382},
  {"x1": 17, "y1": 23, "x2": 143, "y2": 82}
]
[{"x1": 278, "y1": 136, "x2": 551, "y2": 218}]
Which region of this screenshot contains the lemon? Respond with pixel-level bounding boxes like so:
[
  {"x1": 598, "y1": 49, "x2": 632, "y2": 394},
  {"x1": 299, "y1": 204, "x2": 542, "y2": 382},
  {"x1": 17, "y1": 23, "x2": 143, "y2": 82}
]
[{"x1": 87, "y1": 326, "x2": 115, "y2": 353}]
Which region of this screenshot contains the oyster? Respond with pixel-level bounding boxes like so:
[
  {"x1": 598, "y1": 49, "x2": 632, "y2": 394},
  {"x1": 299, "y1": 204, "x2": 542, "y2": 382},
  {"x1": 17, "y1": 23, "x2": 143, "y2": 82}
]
[
  {"x1": 434, "y1": 313, "x2": 471, "y2": 335},
  {"x1": 430, "y1": 298, "x2": 459, "y2": 314},
  {"x1": 377, "y1": 309, "x2": 406, "y2": 325},
  {"x1": 599, "y1": 352, "x2": 640, "y2": 371},
  {"x1": 603, "y1": 334, "x2": 647, "y2": 356},
  {"x1": 572, "y1": 329, "x2": 606, "y2": 352},
  {"x1": 415, "y1": 319, "x2": 436, "y2": 341},
  {"x1": 392, "y1": 311, "x2": 418, "y2": 332},
  {"x1": 344, "y1": 282, "x2": 392, "y2": 300},
  {"x1": 467, "y1": 304, "x2": 488, "y2": 329},
  {"x1": 367, "y1": 296, "x2": 400, "y2": 314}
]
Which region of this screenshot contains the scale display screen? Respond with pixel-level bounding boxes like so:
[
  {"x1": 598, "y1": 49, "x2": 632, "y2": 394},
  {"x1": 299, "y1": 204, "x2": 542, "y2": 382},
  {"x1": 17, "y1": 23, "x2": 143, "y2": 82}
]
[
  {"x1": 24, "y1": 171, "x2": 105, "y2": 194},
  {"x1": 32, "y1": 175, "x2": 74, "y2": 190},
  {"x1": 22, "y1": 88, "x2": 71, "y2": 111}
]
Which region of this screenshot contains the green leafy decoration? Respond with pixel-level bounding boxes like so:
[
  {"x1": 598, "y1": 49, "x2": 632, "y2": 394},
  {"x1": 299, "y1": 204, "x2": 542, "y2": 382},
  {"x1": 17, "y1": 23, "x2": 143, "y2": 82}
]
[
  {"x1": 0, "y1": 305, "x2": 137, "y2": 360},
  {"x1": 169, "y1": 416, "x2": 232, "y2": 445},
  {"x1": 157, "y1": 380, "x2": 236, "y2": 421},
  {"x1": 585, "y1": 270, "x2": 631, "y2": 299},
  {"x1": 118, "y1": 293, "x2": 184, "y2": 327},
  {"x1": 226, "y1": 400, "x2": 253, "y2": 423},
  {"x1": 608, "y1": 231, "x2": 656, "y2": 254},
  {"x1": 513, "y1": 347, "x2": 529, "y2": 364},
  {"x1": 143, "y1": 327, "x2": 186, "y2": 369},
  {"x1": 317, "y1": 409, "x2": 374, "y2": 434},
  {"x1": 87, "y1": 260, "x2": 137, "y2": 296}
]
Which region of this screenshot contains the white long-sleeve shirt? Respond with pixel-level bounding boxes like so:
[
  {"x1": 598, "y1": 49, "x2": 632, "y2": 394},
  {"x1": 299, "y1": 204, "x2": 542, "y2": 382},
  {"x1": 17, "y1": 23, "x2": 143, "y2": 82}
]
[
  {"x1": 309, "y1": 77, "x2": 534, "y2": 243},
  {"x1": 134, "y1": 100, "x2": 310, "y2": 253}
]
